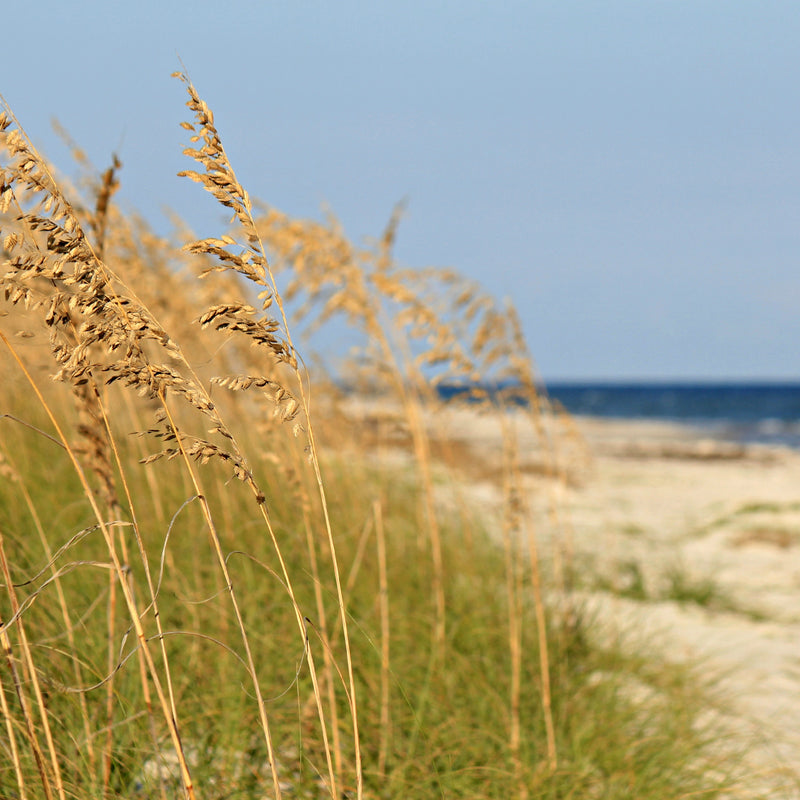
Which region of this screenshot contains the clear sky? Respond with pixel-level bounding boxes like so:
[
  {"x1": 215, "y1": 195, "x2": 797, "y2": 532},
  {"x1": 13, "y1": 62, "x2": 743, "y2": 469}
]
[{"x1": 4, "y1": 1, "x2": 800, "y2": 380}]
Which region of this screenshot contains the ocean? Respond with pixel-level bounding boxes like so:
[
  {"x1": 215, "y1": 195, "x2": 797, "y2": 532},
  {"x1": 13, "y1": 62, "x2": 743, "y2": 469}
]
[{"x1": 544, "y1": 382, "x2": 800, "y2": 449}]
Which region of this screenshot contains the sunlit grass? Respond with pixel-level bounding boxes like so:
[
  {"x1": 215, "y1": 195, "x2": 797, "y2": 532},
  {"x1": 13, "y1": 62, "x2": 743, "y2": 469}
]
[{"x1": 0, "y1": 75, "x2": 742, "y2": 799}]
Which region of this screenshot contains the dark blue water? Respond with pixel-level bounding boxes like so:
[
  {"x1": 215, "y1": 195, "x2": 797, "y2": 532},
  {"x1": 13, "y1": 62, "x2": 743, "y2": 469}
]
[{"x1": 544, "y1": 382, "x2": 800, "y2": 449}]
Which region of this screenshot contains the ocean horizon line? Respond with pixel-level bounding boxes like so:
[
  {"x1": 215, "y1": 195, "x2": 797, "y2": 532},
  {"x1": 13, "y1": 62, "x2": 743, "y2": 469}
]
[{"x1": 541, "y1": 378, "x2": 800, "y2": 387}]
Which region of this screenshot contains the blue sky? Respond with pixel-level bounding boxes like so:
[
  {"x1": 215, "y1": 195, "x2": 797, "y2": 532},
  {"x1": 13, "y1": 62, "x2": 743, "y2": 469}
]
[{"x1": 4, "y1": 1, "x2": 800, "y2": 380}]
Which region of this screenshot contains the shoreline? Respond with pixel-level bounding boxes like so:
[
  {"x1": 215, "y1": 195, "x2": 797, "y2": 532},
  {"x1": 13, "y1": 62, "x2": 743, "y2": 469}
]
[{"x1": 570, "y1": 414, "x2": 791, "y2": 460}]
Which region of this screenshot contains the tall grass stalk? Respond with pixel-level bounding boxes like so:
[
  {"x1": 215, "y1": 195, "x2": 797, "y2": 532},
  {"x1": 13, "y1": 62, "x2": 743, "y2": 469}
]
[
  {"x1": 174, "y1": 70, "x2": 362, "y2": 797},
  {"x1": 374, "y1": 498, "x2": 391, "y2": 780}
]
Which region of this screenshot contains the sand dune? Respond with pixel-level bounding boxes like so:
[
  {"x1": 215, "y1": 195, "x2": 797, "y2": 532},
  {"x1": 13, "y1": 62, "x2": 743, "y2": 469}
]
[{"x1": 425, "y1": 406, "x2": 800, "y2": 797}]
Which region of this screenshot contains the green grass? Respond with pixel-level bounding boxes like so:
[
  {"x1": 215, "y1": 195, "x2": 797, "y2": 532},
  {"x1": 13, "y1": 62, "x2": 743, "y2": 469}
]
[
  {"x1": 662, "y1": 564, "x2": 728, "y2": 608},
  {"x1": 587, "y1": 554, "x2": 768, "y2": 623},
  {"x1": 697, "y1": 500, "x2": 800, "y2": 537},
  {"x1": 0, "y1": 410, "x2": 738, "y2": 799}
]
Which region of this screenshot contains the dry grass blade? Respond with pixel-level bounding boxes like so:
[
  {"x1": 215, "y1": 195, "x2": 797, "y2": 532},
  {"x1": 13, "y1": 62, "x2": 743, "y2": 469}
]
[{"x1": 173, "y1": 69, "x2": 364, "y2": 798}]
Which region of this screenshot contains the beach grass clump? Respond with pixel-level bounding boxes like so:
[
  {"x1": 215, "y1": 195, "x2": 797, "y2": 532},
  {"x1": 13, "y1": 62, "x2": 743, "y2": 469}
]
[
  {"x1": 0, "y1": 417, "x2": 728, "y2": 798},
  {"x1": 0, "y1": 76, "x2": 738, "y2": 799}
]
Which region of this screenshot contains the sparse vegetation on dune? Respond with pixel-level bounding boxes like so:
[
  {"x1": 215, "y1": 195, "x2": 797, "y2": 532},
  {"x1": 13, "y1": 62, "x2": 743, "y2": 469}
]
[{"x1": 0, "y1": 74, "x2": 736, "y2": 798}]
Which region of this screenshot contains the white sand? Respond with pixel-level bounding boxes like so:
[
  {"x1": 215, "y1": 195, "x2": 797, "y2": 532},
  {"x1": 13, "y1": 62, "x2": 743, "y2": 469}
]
[{"x1": 574, "y1": 419, "x2": 800, "y2": 796}]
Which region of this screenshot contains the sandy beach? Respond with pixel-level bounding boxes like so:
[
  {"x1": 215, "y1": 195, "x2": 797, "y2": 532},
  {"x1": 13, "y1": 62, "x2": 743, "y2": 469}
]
[
  {"x1": 559, "y1": 417, "x2": 800, "y2": 796},
  {"x1": 419, "y1": 405, "x2": 800, "y2": 797}
]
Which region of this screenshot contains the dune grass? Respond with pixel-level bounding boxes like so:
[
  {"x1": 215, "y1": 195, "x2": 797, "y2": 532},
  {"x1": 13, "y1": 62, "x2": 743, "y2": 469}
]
[
  {"x1": 0, "y1": 401, "x2": 729, "y2": 799},
  {"x1": 0, "y1": 74, "x2": 740, "y2": 798}
]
